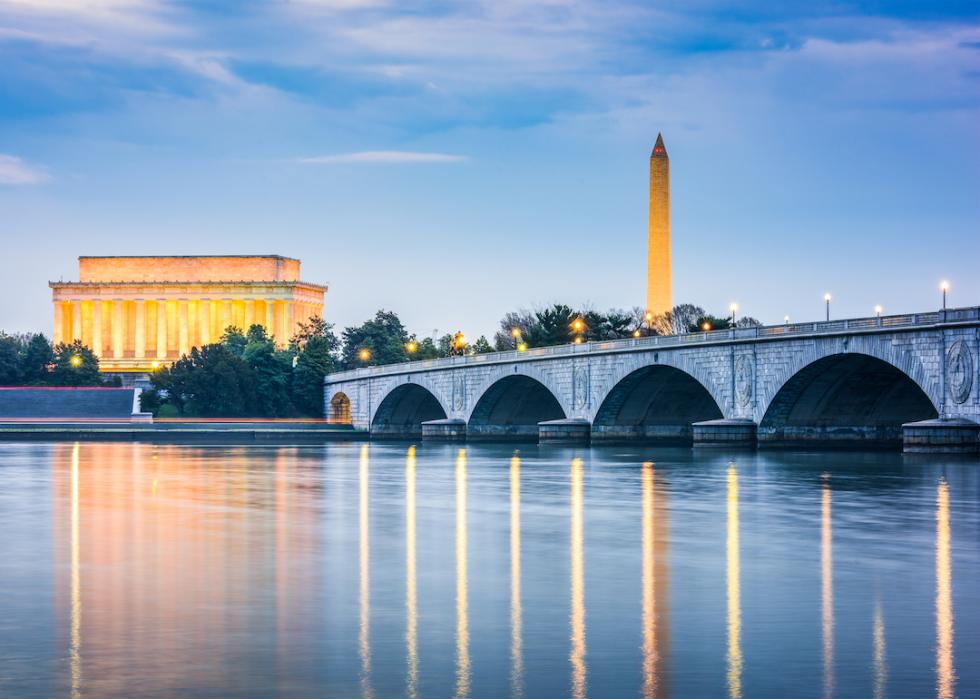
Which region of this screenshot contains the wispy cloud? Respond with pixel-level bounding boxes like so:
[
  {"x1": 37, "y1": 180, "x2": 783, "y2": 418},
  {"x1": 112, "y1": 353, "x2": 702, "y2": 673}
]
[
  {"x1": 0, "y1": 154, "x2": 50, "y2": 184},
  {"x1": 299, "y1": 150, "x2": 467, "y2": 163}
]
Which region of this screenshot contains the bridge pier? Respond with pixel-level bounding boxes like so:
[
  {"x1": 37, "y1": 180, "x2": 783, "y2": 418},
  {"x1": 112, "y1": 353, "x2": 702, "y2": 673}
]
[
  {"x1": 692, "y1": 419, "x2": 757, "y2": 448},
  {"x1": 538, "y1": 419, "x2": 591, "y2": 445},
  {"x1": 421, "y1": 419, "x2": 467, "y2": 441},
  {"x1": 902, "y1": 418, "x2": 980, "y2": 454}
]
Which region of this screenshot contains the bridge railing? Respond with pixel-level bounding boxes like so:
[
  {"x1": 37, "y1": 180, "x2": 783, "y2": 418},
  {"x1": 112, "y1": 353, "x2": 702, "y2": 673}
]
[{"x1": 326, "y1": 306, "x2": 979, "y2": 382}]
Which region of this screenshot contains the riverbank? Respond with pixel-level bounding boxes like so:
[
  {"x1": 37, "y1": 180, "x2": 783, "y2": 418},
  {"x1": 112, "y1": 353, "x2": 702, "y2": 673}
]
[{"x1": 0, "y1": 420, "x2": 363, "y2": 443}]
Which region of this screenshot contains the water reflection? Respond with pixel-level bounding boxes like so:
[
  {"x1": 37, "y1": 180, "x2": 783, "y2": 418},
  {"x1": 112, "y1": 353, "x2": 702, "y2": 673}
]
[
  {"x1": 570, "y1": 457, "x2": 587, "y2": 699},
  {"x1": 359, "y1": 444, "x2": 373, "y2": 698},
  {"x1": 821, "y1": 473, "x2": 834, "y2": 699},
  {"x1": 511, "y1": 454, "x2": 524, "y2": 699},
  {"x1": 406, "y1": 446, "x2": 419, "y2": 699},
  {"x1": 641, "y1": 462, "x2": 669, "y2": 699},
  {"x1": 936, "y1": 478, "x2": 955, "y2": 699},
  {"x1": 69, "y1": 443, "x2": 81, "y2": 699},
  {"x1": 27, "y1": 442, "x2": 977, "y2": 699},
  {"x1": 873, "y1": 599, "x2": 886, "y2": 699},
  {"x1": 726, "y1": 464, "x2": 742, "y2": 699},
  {"x1": 455, "y1": 449, "x2": 470, "y2": 699}
]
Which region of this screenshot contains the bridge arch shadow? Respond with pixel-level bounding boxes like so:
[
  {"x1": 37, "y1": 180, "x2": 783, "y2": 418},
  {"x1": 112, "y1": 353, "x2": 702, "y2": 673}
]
[
  {"x1": 467, "y1": 375, "x2": 566, "y2": 442},
  {"x1": 371, "y1": 384, "x2": 448, "y2": 439},
  {"x1": 759, "y1": 353, "x2": 938, "y2": 448},
  {"x1": 592, "y1": 365, "x2": 724, "y2": 444}
]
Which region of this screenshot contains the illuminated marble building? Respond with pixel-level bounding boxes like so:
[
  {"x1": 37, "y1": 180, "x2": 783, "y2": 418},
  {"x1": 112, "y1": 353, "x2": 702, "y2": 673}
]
[{"x1": 50, "y1": 255, "x2": 326, "y2": 373}]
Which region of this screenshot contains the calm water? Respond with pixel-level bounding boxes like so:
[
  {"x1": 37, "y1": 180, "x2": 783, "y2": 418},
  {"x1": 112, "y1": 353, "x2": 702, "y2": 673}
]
[{"x1": 0, "y1": 442, "x2": 977, "y2": 699}]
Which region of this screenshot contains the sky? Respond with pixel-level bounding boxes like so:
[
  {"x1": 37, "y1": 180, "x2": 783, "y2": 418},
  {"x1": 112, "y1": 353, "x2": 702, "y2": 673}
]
[{"x1": 1, "y1": 0, "x2": 978, "y2": 341}]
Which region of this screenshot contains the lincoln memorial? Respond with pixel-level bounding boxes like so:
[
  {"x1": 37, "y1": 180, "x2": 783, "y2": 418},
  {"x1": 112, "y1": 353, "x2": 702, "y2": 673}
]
[{"x1": 50, "y1": 255, "x2": 327, "y2": 373}]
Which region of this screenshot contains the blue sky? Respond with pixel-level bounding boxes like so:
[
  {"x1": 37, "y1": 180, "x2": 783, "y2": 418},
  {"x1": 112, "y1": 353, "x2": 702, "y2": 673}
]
[{"x1": 1, "y1": 0, "x2": 978, "y2": 340}]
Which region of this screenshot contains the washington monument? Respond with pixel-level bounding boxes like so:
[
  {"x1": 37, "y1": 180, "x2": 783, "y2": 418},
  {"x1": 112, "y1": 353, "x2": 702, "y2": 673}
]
[{"x1": 647, "y1": 133, "x2": 672, "y2": 317}]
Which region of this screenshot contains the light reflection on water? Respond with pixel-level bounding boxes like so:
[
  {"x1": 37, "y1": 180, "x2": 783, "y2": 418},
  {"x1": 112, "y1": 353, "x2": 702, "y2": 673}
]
[{"x1": 0, "y1": 441, "x2": 977, "y2": 698}]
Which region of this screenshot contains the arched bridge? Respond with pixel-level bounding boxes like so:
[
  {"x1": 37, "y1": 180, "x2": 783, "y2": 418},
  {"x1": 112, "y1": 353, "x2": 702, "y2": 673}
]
[{"x1": 325, "y1": 307, "x2": 980, "y2": 452}]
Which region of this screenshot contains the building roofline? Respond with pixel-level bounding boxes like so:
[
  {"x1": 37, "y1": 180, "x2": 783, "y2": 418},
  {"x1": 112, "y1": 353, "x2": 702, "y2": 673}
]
[
  {"x1": 49, "y1": 280, "x2": 328, "y2": 290},
  {"x1": 78, "y1": 254, "x2": 300, "y2": 262}
]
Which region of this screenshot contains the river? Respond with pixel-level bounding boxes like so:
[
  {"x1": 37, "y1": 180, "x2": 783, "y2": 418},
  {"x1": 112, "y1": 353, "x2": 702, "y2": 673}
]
[{"x1": 0, "y1": 441, "x2": 976, "y2": 698}]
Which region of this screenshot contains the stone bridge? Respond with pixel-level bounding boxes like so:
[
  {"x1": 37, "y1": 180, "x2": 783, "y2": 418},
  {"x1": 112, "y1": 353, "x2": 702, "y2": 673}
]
[{"x1": 324, "y1": 307, "x2": 980, "y2": 452}]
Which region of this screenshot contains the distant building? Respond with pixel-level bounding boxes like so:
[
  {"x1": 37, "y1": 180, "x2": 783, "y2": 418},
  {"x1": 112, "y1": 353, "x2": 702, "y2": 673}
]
[
  {"x1": 647, "y1": 133, "x2": 672, "y2": 317},
  {"x1": 50, "y1": 255, "x2": 327, "y2": 373}
]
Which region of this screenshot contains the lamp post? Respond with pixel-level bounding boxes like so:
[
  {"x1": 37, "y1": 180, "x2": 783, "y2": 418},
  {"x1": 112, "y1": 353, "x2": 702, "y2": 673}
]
[
  {"x1": 729, "y1": 303, "x2": 738, "y2": 329},
  {"x1": 358, "y1": 348, "x2": 371, "y2": 363},
  {"x1": 783, "y1": 315, "x2": 789, "y2": 326},
  {"x1": 644, "y1": 311, "x2": 653, "y2": 334},
  {"x1": 824, "y1": 293, "x2": 831, "y2": 322},
  {"x1": 874, "y1": 305, "x2": 882, "y2": 318},
  {"x1": 940, "y1": 281, "x2": 949, "y2": 310}
]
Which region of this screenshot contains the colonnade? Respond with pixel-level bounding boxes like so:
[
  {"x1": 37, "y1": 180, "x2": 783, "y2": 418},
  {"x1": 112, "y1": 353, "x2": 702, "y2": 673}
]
[{"x1": 53, "y1": 296, "x2": 321, "y2": 362}]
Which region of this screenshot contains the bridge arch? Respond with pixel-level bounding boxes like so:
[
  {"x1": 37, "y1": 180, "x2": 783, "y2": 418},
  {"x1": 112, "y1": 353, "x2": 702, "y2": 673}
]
[
  {"x1": 592, "y1": 364, "x2": 724, "y2": 443},
  {"x1": 328, "y1": 391, "x2": 351, "y2": 424},
  {"x1": 371, "y1": 382, "x2": 449, "y2": 439},
  {"x1": 758, "y1": 351, "x2": 938, "y2": 447},
  {"x1": 467, "y1": 373, "x2": 566, "y2": 441}
]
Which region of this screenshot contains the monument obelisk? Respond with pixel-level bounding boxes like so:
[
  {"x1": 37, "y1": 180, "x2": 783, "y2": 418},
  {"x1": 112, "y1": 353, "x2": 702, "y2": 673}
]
[{"x1": 646, "y1": 133, "x2": 672, "y2": 317}]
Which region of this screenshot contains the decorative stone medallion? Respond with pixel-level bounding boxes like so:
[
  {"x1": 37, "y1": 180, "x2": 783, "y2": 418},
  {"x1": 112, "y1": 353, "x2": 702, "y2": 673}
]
[
  {"x1": 573, "y1": 365, "x2": 589, "y2": 410},
  {"x1": 453, "y1": 373, "x2": 466, "y2": 412},
  {"x1": 946, "y1": 340, "x2": 973, "y2": 404},
  {"x1": 734, "y1": 354, "x2": 753, "y2": 407}
]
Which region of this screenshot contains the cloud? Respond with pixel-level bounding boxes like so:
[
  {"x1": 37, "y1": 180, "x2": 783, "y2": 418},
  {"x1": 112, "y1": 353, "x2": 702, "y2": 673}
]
[
  {"x1": 298, "y1": 150, "x2": 467, "y2": 163},
  {"x1": 0, "y1": 153, "x2": 50, "y2": 184}
]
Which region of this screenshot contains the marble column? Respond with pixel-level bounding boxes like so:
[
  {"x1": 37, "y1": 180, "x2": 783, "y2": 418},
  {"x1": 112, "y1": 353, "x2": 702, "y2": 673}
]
[
  {"x1": 178, "y1": 300, "x2": 190, "y2": 357},
  {"x1": 284, "y1": 301, "x2": 294, "y2": 343},
  {"x1": 221, "y1": 300, "x2": 232, "y2": 335},
  {"x1": 112, "y1": 301, "x2": 125, "y2": 359},
  {"x1": 71, "y1": 301, "x2": 83, "y2": 343},
  {"x1": 157, "y1": 301, "x2": 168, "y2": 359},
  {"x1": 53, "y1": 302, "x2": 64, "y2": 345},
  {"x1": 244, "y1": 299, "x2": 255, "y2": 331},
  {"x1": 265, "y1": 300, "x2": 276, "y2": 337},
  {"x1": 134, "y1": 300, "x2": 146, "y2": 359},
  {"x1": 199, "y1": 300, "x2": 211, "y2": 346},
  {"x1": 92, "y1": 300, "x2": 103, "y2": 357}
]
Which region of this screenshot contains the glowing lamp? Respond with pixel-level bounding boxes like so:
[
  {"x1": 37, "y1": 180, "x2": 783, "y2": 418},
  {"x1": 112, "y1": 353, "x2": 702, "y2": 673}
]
[
  {"x1": 511, "y1": 327, "x2": 521, "y2": 338},
  {"x1": 70, "y1": 355, "x2": 81, "y2": 367},
  {"x1": 633, "y1": 330, "x2": 641, "y2": 338},
  {"x1": 702, "y1": 322, "x2": 711, "y2": 331},
  {"x1": 358, "y1": 348, "x2": 371, "y2": 362},
  {"x1": 406, "y1": 341, "x2": 417, "y2": 353},
  {"x1": 517, "y1": 342, "x2": 527, "y2": 352}
]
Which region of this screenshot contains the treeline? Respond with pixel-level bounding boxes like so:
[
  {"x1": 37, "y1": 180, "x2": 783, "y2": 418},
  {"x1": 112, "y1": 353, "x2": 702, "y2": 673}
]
[
  {"x1": 0, "y1": 333, "x2": 107, "y2": 386},
  {"x1": 1, "y1": 302, "x2": 761, "y2": 417},
  {"x1": 145, "y1": 318, "x2": 337, "y2": 418}
]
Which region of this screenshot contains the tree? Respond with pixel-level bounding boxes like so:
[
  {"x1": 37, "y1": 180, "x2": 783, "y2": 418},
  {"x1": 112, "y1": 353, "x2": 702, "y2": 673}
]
[
  {"x1": 737, "y1": 316, "x2": 762, "y2": 328},
  {"x1": 243, "y1": 337, "x2": 294, "y2": 417},
  {"x1": 0, "y1": 334, "x2": 21, "y2": 385},
  {"x1": 494, "y1": 310, "x2": 538, "y2": 350},
  {"x1": 670, "y1": 304, "x2": 706, "y2": 334},
  {"x1": 293, "y1": 334, "x2": 336, "y2": 417},
  {"x1": 220, "y1": 326, "x2": 247, "y2": 358},
  {"x1": 528, "y1": 304, "x2": 576, "y2": 346},
  {"x1": 19, "y1": 333, "x2": 53, "y2": 384},
  {"x1": 411, "y1": 336, "x2": 445, "y2": 360},
  {"x1": 469, "y1": 336, "x2": 494, "y2": 354},
  {"x1": 341, "y1": 310, "x2": 410, "y2": 368},
  {"x1": 691, "y1": 315, "x2": 731, "y2": 332},
  {"x1": 49, "y1": 340, "x2": 101, "y2": 386}
]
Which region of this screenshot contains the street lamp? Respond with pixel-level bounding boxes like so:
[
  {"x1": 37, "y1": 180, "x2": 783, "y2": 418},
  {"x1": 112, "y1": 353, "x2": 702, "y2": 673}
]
[
  {"x1": 940, "y1": 280, "x2": 949, "y2": 310},
  {"x1": 517, "y1": 342, "x2": 528, "y2": 352},
  {"x1": 702, "y1": 321, "x2": 712, "y2": 332},
  {"x1": 784, "y1": 315, "x2": 790, "y2": 325},
  {"x1": 633, "y1": 329, "x2": 641, "y2": 338},
  {"x1": 70, "y1": 355, "x2": 81, "y2": 367},
  {"x1": 729, "y1": 303, "x2": 738, "y2": 328},
  {"x1": 358, "y1": 348, "x2": 371, "y2": 363},
  {"x1": 824, "y1": 293, "x2": 832, "y2": 321},
  {"x1": 405, "y1": 340, "x2": 417, "y2": 354},
  {"x1": 644, "y1": 311, "x2": 653, "y2": 333},
  {"x1": 874, "y1": 305, "x2": 882, "y2": 318}
]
